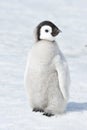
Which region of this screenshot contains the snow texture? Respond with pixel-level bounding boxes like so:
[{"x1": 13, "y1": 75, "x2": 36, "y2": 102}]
[{"x1": 0, "y1": 0, "x2": 87, "y2": 130}]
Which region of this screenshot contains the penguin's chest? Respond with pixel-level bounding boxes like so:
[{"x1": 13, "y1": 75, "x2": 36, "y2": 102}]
[
  {"x1": 29, "y1": 46, "x2": 55, "y2": 76},
  {"x1": 28, "y1": 45, "x2": 56, "y2": 90}
]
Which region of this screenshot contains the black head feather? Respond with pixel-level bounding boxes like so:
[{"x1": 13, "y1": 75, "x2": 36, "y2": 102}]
[{"x1": 35, "y1": 21, "x2": 61, "y2": 41}]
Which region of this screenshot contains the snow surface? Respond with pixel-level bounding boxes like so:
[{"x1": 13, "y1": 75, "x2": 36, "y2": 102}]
[{"x1": 0, "y1": 0, "x2": 87, "y2": 130}]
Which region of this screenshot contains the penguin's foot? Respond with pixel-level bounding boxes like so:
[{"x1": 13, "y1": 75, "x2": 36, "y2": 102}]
[
  {"x1": 43, "y1": 112, "x2": 54, "y2": 117},
  {"x1": 33, "y1": 108, "x2": 44, "y2": 113}
]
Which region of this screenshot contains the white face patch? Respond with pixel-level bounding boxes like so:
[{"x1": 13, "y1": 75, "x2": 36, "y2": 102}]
[{"x1": 40, "y1": 25, "x2": 55, "y2": 41}]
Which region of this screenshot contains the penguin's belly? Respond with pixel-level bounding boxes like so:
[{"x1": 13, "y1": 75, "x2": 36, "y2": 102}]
[
  {"x1": 27, "y1": 64, "x2": 59, "y2": 107},
  {"x1": 26, "y1": 44, "x2": 58, "y2": 107}
]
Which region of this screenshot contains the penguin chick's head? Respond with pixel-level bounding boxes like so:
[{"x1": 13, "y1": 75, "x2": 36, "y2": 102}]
[{"x1": 35, "y1": 21, "x2": 61, "y2": 42}]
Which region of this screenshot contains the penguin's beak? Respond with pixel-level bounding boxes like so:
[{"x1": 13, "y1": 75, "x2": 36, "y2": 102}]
[
  {"x1": 59, "y1": 29, "x2": 62, "y2": 33},
  {"x1": 52, "y1": 28, "x2": 62, "y2": 36}
]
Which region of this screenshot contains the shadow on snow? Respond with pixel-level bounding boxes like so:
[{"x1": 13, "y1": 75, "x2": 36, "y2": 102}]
[{"x1": 67, "y1": 102, "x2": 87, "y2": 112}]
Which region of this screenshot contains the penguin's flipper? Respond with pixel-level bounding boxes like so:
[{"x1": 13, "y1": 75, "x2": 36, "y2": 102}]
[{"x1": 53, "y1": 55, "x2": 70, "y2": 100}]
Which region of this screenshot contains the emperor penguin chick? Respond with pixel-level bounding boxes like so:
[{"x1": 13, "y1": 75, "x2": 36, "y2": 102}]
[{"x1": 24, "y1": 21, "x2": 70, "y2": 117}]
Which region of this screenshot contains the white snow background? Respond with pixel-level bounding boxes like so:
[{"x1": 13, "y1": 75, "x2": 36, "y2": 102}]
[{"x1": 0, "y1": 0, "x2": 87, "y2": 130}]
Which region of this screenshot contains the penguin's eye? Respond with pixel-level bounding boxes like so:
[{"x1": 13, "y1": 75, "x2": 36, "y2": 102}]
[{"x1": 45, "y1": 29, "x2": 49, "y2": 33}]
